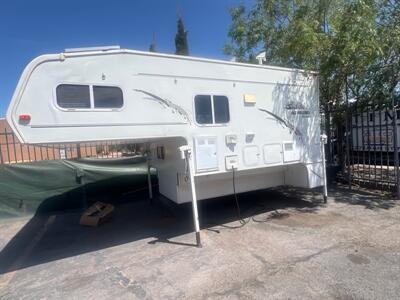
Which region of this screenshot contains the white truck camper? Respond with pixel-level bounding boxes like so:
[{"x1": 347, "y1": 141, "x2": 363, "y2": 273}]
[{"x1": 7, "y1": 46, "x2": 328, "y2": 246}]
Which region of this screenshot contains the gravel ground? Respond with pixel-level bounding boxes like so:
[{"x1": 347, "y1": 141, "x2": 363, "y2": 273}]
[{"x1": 0, "y1": 184, "x2": 399, "y2": 299}]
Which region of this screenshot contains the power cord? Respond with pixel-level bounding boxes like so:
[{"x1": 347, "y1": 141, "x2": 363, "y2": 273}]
[
  {"x1": 203, "y1": 166, "x2": 250, "y2": 231},
  {"x1": 232, "y1": 166, "x2": 250, "y2": 226}
]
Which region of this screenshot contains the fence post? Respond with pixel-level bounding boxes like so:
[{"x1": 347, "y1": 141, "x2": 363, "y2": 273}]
[
  {"x1": 321, "y1": 134, "x2": 328, "y2": 203},
  {"x1": 392, "y1": 96, "x2": 400, "y2": 198},
  {"x1": 0, "y1": 141, "x2": 3, "y2": 164},
  {"x1": 76, "y1": 144, "x2": 81, "y2": 159},
  {"x1": 4, "y1": 128, "x2": 11, "y2": 163},
  {"x1": 324, "y1": 103, "x2": 332, "y2": 164},
  {"x1": 345, "y1": 80, "x2": 351, "y2": 190},
  {"x1": 10, "y1": 130, "x2": 18, "y2": 163}
]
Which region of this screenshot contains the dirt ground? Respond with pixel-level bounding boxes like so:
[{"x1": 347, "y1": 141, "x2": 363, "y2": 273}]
[{"x1": 0, "y1": 184, "x2": 399, "y2": 299}]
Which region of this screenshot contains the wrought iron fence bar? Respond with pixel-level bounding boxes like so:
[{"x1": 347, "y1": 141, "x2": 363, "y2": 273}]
[
  {"x1": 355, "y1": 109, "x2": 359, "y2": 182},
  {"x1": 27, "y1": 144, "x2": 31, "y2": 162},
  {"x1": 11, "y1": 130, "x2": 18, "y2": 163},
  {"x1": 0, "y1": 142, "x2": 3, "y2": 164},
  {"x1": 33, "y1": 144, "x2": 38, "y2": 161},
  {"x1": 373, "y1": 110, "x2": 377, "y2": 187},
  {"x1": 45, "y1": 144, "x2": 49, "y2": 160},
  {"x1": 40, "y1": 145, "x2": 45, "y2": 161},
  {"x1": 4, "y1": 128, "x2": 11, "y2": 163},
  {"x1": 385, "y1": 107, "x2": 390, "y2": 180},
  {"x1": 367, "y1": 106, "x2": 371, "y2": 181},
  {"x1": 19, "y1": 139, "x2": 24, "y2": 162},
  {"x1": 392, "y1": 105, "x2": 400, "y2": 198},
  {"x1": 360, "y1": 110, "x2": 365, "y2": 182},
  {"x1": 379, "y1": 110, "x2": 383, "y2": 190}
]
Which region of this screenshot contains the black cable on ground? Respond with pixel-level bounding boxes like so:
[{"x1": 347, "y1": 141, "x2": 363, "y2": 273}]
[
  {"x1": 232, "y1": 166, "x2": 250, "y2": 226},
  {"x1": 203, "y1": 167, "x2": 251, "y2": 231}
]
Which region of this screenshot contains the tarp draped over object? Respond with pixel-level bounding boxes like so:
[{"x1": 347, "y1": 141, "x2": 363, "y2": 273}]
[{"x1": 0, "y1": 156, "x2": 157, "y2": 219}]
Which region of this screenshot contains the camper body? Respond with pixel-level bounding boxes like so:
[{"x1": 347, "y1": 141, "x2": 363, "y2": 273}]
[{"x1": 7, "y1": 48, "x2": 324, "y2": 204}]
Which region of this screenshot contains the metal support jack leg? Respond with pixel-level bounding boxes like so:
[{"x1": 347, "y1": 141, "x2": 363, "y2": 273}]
[
  {"x1": 321, "y1": 134, "x2": 328, "y2": 203},
  {"x1": 180, "y1": 145, "x2": 202, "y2": 248}
]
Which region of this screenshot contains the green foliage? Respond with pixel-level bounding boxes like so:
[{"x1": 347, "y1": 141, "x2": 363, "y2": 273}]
[
  {"x1": 149, "y1": 42, "x2": 156, "y2": 52},
  {"x1": 175, "y1": 17, "x2": 189, "y2": 55},
  {"x1": 225, "y1": 0, "x2": 400, "y2": 109}
]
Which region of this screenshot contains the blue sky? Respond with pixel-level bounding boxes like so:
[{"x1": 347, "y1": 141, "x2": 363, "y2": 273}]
[{"x1": 0, "y1": 0, "x2": 251, "y2": 117}]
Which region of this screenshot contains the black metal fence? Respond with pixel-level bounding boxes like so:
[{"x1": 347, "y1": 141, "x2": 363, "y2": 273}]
[
  {"x1": 327, "y1": 102, "x2": 400, "y2": 195},
  {"x1": 0, "y1": 127, "x2": 142, "y2": 164}
]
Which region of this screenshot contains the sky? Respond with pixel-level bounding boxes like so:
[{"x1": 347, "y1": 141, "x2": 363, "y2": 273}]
[{"x1": 0, "y1": 0, "x2": 251, "y2": 118}]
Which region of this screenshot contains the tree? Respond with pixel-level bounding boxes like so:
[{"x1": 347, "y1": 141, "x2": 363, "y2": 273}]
[
  {"x1": 175, "y1": 16, "x2": 189, "y2": 55},
  {"x1": 224, "y1": 0, "x2": 400, "y2": 113},
  {"x1": 365, "y1": 0, "x2": 400, "y2": 104},
  {"x1": 149, "y1": 33, "x2": 157, "y2": 52},
  {"x1": 225, "y1": 0, "x2": 399, "y2": 164},
  {"x1": 149, "y1": 43, "x2": 156, "y2": 52}
]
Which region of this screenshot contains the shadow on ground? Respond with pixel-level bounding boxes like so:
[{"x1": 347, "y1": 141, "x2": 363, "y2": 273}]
[
  {"x1": 329, "y1": 184, "x2": 397, "y2": 210},
  {"x1": 0, "y1": 186, "x2": 325, "y2": 275},
  {"x1": 0, "y1": 183, "x2": 396, "y2": 275}
]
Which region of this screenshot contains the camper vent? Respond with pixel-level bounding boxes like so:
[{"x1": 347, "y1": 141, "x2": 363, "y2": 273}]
[{"x1": 64, "y1": 45, "x2": 121, "y2": 53}]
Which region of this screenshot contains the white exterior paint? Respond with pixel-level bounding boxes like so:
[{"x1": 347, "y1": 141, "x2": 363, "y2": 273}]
[{"x1": 6, "y1": 48, "x2": 324, "y2": 204}]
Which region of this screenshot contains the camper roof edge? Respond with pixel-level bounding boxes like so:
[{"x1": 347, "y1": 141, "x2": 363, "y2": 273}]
[{"x1": 59, "y1": 48, "x2": 318, "y2": 75}]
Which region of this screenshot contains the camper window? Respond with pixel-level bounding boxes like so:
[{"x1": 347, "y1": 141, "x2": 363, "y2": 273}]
[
  {"x1": 194, "y1": 95, "x2": 230, "y2": 125},
  {"x1": 93, "y1": 86, "x2": 123, "y2": 108},
  {"x1": 56, "y1": 84, "x2": 91, "y2": 109},
  {"x1": 195, "y1": 95, "x2": 213, "y2": 124},
  {"x1": 213, "y1": 96, "x2": 230, "y2": 123}
]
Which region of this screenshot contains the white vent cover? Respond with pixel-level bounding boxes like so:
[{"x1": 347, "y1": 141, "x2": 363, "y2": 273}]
[
  {"x1": 263, "y1": 143, "x2": 282, "y2": 164},
  {"x1": 243, "y1": 145, "x2": 260, "y2": 167}
]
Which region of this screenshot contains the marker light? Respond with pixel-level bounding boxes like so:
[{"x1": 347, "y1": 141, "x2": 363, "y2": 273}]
[{"x1": 19, "y1": 114, "x2": 31, "y2": 122}]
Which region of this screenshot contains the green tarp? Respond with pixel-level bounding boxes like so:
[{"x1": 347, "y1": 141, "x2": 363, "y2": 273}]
[{"x1": 0, "y1": 156, "x2": 156, "y2": 219}]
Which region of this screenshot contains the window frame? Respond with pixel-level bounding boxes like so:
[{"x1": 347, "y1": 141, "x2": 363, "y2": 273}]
[
  {"x1": 54, "y1": 83, "x2": 125, "y2": 112},
  {"x1": 212, "y1": 95, "x2": 231, "y2": 124},
  {"x1": 55, "y1": 84, "x2": 91, "y2": 110},
  {"x1": 93, "y1": 85, "x2": 124, "y2": 109},
  {"x1": 193, "y1": 94, "x2": 230, "y2": 127},
  {"x1": 194, "y1": 95, "x2": 214, "y2": 125}
]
